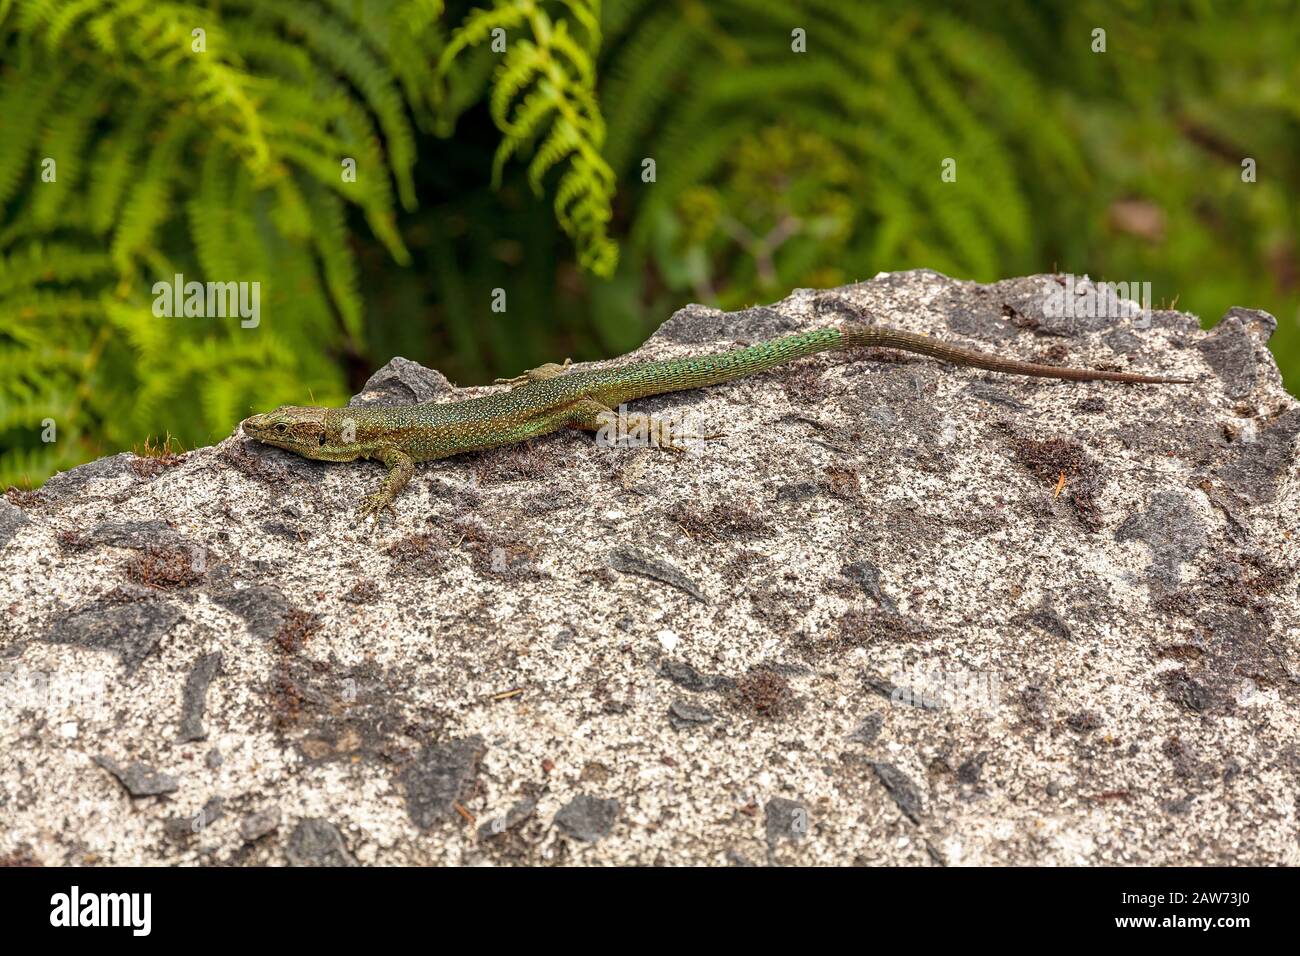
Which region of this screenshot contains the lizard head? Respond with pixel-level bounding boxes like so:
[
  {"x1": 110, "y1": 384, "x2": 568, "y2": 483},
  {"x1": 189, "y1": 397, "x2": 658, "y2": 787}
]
[{"x1": 240, "y1": 406, "x2": 361, "y2": 462}]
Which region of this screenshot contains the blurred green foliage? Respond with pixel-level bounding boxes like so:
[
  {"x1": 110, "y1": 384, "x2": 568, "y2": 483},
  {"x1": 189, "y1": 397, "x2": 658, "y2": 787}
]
[{"x1": 1, "y1": 0, "x2": 1296, "y2": 488}]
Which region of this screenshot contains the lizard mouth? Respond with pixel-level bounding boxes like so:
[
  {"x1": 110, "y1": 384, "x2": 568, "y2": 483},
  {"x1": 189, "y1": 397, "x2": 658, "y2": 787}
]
[
  {"x1": 239, "y1": 415, "x2": 275, "y2": 440},
  {"x1": 240, "y1": 415, "x2": 298, "y2": 450}
]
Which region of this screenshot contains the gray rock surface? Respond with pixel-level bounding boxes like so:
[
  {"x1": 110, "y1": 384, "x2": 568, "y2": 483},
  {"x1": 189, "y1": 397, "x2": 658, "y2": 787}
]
[{"x1": 1, "y1": 270, "x2": 1297, "y2": 865}]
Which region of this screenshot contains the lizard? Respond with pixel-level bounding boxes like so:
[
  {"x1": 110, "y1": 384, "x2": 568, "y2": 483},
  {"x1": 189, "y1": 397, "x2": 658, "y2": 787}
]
[{"x1": 240, "y1": 319, "x2": 1192, "y2": 523}]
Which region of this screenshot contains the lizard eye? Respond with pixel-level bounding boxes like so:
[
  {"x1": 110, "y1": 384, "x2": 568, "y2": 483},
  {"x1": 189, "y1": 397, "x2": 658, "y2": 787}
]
[{"x1": 275, "y1": 423, "x2": 289, "y2": 433}]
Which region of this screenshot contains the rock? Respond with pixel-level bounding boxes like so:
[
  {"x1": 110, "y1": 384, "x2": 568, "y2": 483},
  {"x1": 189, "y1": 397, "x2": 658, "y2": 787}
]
[
  {"x1": 0, "y1": 500, "x2": 30, "y2": 550},
  {"x1": 1, "y1": 270, "x2": 1296, "y2": 865},
  {"x1": 81, "y1": 520, "x2": 185, "y2": 551},
  {"x1": 656, "y1": 303, "x2": 797, "y2": 345},
  {"x1": 659, "y1": 660, "x2": 730, "y2": 693},
  {"x1": 957, "y1": 753, "x2": 987, "y2": 785},
  {"x1": 871, "y1": 762, "x2": 924, "y2": 825},
  {"x1": 240, "y1": 807, "x2": 282, "y2": 843},
  {"x1": 209, "y1": 586, "x2": 296, "y2": 641},
  {"x1": 554, "y1": 795, "x2": 619, "y2": 842},
  {"x1": 284, "y1": 818, "x2": 355, "y2": 867},
  {"x1": 38, "y1": 452, "x2": 137, "y2": 498},
  {"x1": 765, "y1": 797, "x2": 808, "y2": 848},
  {"x1": 667, "y1": 699, "x2": 715, "y2": 729},
  {"x1": 1115, "y1": 490, "x2": 1209, "y2": 582},
  {"x1": 401, "y1": 737, "x2": 485, "y2": 829},
  {"x1": 1214, "y1": 407, "x2": 1300, "y2": 504},
  {"x1": 850, "y1": 713, "x2": 884, "y2": 745},
  {"x1": 840, "y1": 558, "x2": 896, "y2": 611},
  {"x1": 606, "y1": 547, "x2": 708, "y2": 603},
  {"x1": 94, "y1": 756, "x2": 178, "y2": 798},
  {"x1": 164, "y1": 797, "x2": 223, "y2": 844},
  {"x1": 178, "y1": 651, "x2": 223, "y2": 742},
  {"x1": 349, "y1": 356, "x2": 457, "y2": 407},
  {"x1": 39, "y1": 598, "x2": 183, "y2": 674},
  {"x1": 477, "y1": 798, "x2": 537, "y2": 840},
  {"x1": 1197, "y1": 308, "x2": 1278, "y2": 399}
]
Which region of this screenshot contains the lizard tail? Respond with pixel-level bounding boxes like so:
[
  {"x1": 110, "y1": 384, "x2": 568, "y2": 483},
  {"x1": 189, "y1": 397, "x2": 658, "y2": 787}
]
[
  {"x1": 838, "y1": 322, "x2": 1194, "y2": 384},
  {"x1": 591, "y1": 321, "x2": 1191, "y2": 404}
]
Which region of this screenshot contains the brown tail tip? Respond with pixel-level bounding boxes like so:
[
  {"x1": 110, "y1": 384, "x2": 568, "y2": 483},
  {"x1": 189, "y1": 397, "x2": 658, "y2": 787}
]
[{"x1": 1132, "y1": 374, "x2": 1198, "y2": 384}]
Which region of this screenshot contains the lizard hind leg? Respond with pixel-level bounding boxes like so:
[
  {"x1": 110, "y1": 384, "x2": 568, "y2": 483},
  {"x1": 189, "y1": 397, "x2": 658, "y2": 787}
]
[
  {"x1": 567, "y1": 398, "x2": 713, "y2": 455},
  {"x1": 495, "y1": 357, "x2": 572, "y2": 388}
]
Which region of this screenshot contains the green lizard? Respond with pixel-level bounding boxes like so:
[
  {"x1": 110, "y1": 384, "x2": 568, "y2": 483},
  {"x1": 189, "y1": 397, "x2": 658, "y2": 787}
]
[{"x1": 241, "y1": 321, "x2": 1191, "y2": 523}]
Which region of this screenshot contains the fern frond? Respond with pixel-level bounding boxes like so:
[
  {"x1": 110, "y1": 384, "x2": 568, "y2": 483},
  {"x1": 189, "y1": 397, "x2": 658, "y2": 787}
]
[
  {"x1": 0, "y1": 51, "x2": 63, "y2": 206},
  {"x1": 526, "y1": 118, "x2": 581, "y2": 193},
  {"x1": 109, "y1": 115, "x2": 193, "y2": 273},
  {"x1": 30, "y1": 71, "x2": 105, "y2": 225},
  {"x1": 230, "y1": 0, "x2": 419, "y2": 209},
  {"x1": 437, "y1": 0, "x2": 528, "y2": 73},
  {"x1": 444, "y1": 0, "x2": 618, "y2": 274},
  {"x1": 305, "y1": 184, "x2": 364, "y2": 343},
  {"x1": 0, "y1": 242, "x2": 114, "y2": 296}
]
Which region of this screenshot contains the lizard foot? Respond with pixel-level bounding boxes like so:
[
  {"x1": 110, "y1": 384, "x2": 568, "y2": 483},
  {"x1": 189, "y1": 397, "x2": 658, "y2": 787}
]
[
  {"x1": 642, "y1": 413, "x2": 725, "y2": 454},
  {"x1": 494, "y1": 358, "x2": 572, "y2": 388},
  {"x1": 355, "y1": 492, "x2": 397, "y2": 527}
]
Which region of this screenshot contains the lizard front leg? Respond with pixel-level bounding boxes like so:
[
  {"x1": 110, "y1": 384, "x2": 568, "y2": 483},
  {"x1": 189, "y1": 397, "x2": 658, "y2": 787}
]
[{"x1": 356, "y1": 446, "x2": 415, "y2": 524}]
